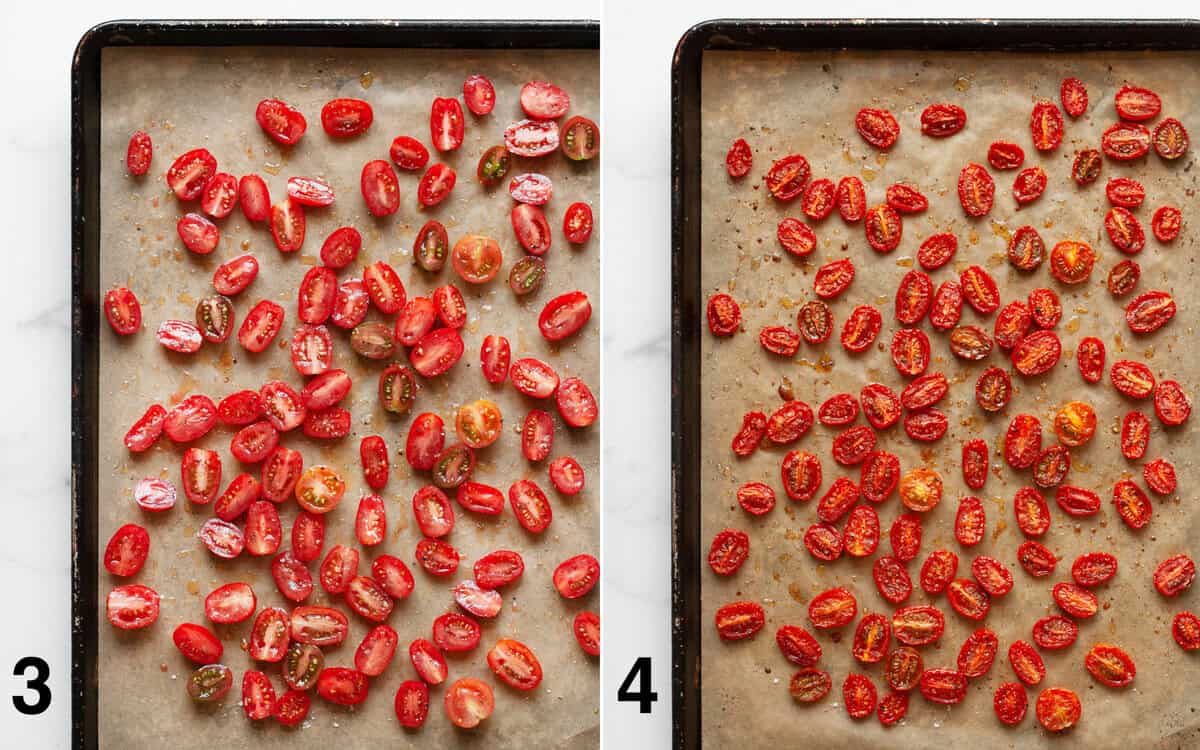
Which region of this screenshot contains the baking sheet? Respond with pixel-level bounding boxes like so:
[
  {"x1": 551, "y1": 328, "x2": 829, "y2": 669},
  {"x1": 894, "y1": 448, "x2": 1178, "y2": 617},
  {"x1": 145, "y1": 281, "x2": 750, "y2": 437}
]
[
  {"x1": 699, "y1": 48, "x2": 1199, "y2": 748},
  {"x1": 97, "y1": 45, "x2": 598, "y2": 748}
]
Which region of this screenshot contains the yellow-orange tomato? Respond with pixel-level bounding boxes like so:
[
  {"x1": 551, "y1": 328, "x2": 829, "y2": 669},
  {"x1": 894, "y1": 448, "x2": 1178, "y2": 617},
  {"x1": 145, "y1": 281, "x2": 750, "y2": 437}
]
[
  {"x1": 295, "y1": 465, "x2": 346, "y2": 514},
  {"x1": 455, "y1": 399, "x2": 503, "y2": 449},
  {"x1": 899, "y1": 468, "x2": 943, "y2": 512},
  {"x1": 1053, "y1": 401, "x2": 1097, "y2": 447}
]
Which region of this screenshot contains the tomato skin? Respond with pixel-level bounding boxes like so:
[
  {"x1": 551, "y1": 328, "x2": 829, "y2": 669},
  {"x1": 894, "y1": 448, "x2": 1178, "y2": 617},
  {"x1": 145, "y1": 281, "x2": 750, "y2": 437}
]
[
  {"x1": 765, "y1": 154, "x2": 810, "y2": 200},
  {"x1": 715, "y1": 600, "x2": 766, "y2": 640},
  {"x1": 920, "y1": 103, "x2": 966, "y2": 136},
  {"x1": 958, "y1": 163, "x2": 995, "y2": 217},
  {"x1": 726, "y1": 138, "x2": 752, "y2": 177},
  {"x1": 360, "y1": 159, "x2": 400, "y2": 217},
  {"x1": 387, "y1": 135, "x2": 430, "y2": 174},
  {"x1": 166, "y1": 148, "x2": 217, "y2": 201},
  {"x1": 106, "y1": 584, "x2": 160, "y2": 630},
  {"x1": 564, "y1": 201, "x2": 594, "y2": 244},
  {"x1": 395, "y1": 680, "x2": 430, "y2": 728},
  {"x1": 321, "y1": 98, "x2": 373, "y2": 137},
  {"x1": 856, "y1": 108, "x2": 899, "y2": 149},
  {"x1": 430, "y1": 97, "x2": 464, "y2": 151}
]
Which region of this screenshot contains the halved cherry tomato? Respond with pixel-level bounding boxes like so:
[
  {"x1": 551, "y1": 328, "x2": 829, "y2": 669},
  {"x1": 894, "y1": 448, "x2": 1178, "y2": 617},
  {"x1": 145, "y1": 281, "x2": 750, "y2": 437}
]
[
  {"x1": 1153, "y1": 205, "x2": 1183, "y2": 242},
  {"x1": 737, "y1": 482, "x2": 775, "y2": 516},
  {"x1": 510, "y1": 357, "x2": 559, "y2": 398},
  {"x1": 960, "y1": 265, "x2": 1000, "y2": 313},
  {"x1": 214, "y1": 472, "x2": 263, "y2": 520},
  {"x1": 892, "y1": 605, "x2": 943, "y2": 646},
  {"x1": 920, "y1": 550, "x2": 958, "y2": 594},
  {"x1": 201, "y1": 172, "x2": 238, "y2": 218},
  {"x1": 195, "y1": 295, "x2": 234, "y2": 344},
  {"x1": 156, "y1": 319, "x2": 203, "y2": 353},
  {"x1": 345, "y1": 575, "x2": 394, "y2": 622},
  {"x1": 1122, "y1": 411, "x2": 1151, "y2": 459},
  {"x1": 840, "y1": 304, "x2": 881, "y2": 353},
  {"x1": 430, "y1": 97, "x2": 464, "y2": 151},
  {"x1": 269, "y1": 198, "x2": 306, "y2": 253},
  {"x1": 844, "y1": 673, "x2": 878, "y2": 718},
  {"x1": 789, "y1": 668, "x2": 832, "y2": 703},
  {"x1": 1012, "y1": 166, "x2": 1047, "y2": 205},
  {"x1": 564, "y1": 201, "x2": 594, "y2": 244},
  {"x1": 554, "y1": 554, "x2": 599, "y2": 600},
  {"x1": 777, "y1": 625, "x2": 821, "y2": 667},
  {"x1": 444, "y1": 678, "x2": 493, "y2": 729},
  {"x1": 488, "y1": 639, "x2": 543, "y2": 691},
  {"x1": 181, "y1": 447, "x2": 222, "y2": 504},
  {"x1": 372, "y1": 555, "x2": 415, "y2": 600},
  {"x1": 361, "y1": 159, "x2": 400, "y2": 217},
  {"x1": 1061, "y1": 76, "x2": 1088, "y2": 117},
  {"x1": 865, "y1": 204, "x2": 903, "y2": 252},
  {"x1": 920, "y1": 669, "x2": 967, "y2": 705},
  {"x1": 920, "y1": 103, "x2": 966, "y2": 136},
  {"x1": 1072, "y1": 148, "x2": 1102, "y2": 185},
  {"x1": 765, "y1": 154, "x2": 810, "y2": 201},
  {"x1": 947, "y1": 578, "x2": 990, "y2": 620},
  {"x1": 550, "y1": 456, "x2": 586, "y2": 495},
  {"x1": 873, "y1": 556, "x2": 913, "y2": 604},
  {"x1": 271, "y1": 550, "x2": 312, "y2": 602},
  {"x1": 726, "y1": 138, "x2": 752, "y2": 178},
  {"x1": 261, "y1": 446, "x2": 302, "y2": 503},
  {"x1": 475, "y1": 550, "x2": 525, "y2": 590},
  {"x1": 895, "y1": 270, "x2": 932, "y2": 324},
  {"x1": 917, "y1": 232, "x2": 957, "y2": 270},
  {"x1": 321, "y1": 98, "x2": 373, "y2": 137},
  {"x1": 316, "y1": 667, "x2": 369, "y2": 706},
  {"x1": 898, "y1": 467, "x2": 942, "y2": 513},
  {"x1": 294, "y1": 465, "x2": 345, "y2": 515},
  {"x1": 1144, "y1": 457, "x2": 1177, "y2": 495},
  {"x1": 204, "y1": 582, "x2": 256, "y2": 625},
  {"x1": 406, "y1": 413, "x2": 445, "y2": 472},
  {"x1": 244, "y1": 500, "x2": 282, "y2": 557},
  {"x1": 198, "y1": 518, "x2": 243, "y2": 559},
  {"x1": 886, "y1": 183, "x2": 928, "y2": 214},
  {"x1": 890, "y1": 328, "x2": 930, "y2": 377},
  {"x1": 238, "y1": 300, "x2": 284, "y2": 353},
  {"x1": 391, "y1": 135, "x2": 430, "y2": 170},
  {"x1": 355, "y1": 624, "x2": 398, "y2": 677},
  {"x1": 1154, "y1": 117, "x2": 1190, "y2": 160},
  {"x1": 856, "y1": 108, "x2": 899, "y2": 149},
  {"x1": 505, "y1": 119, "x2": 559, "y2": 157},
  {"x1": 479, "y1": 334, "x2": 511, "y2": 385},
  {"x1": 290, "y1": 324, "x2": 333, "y2": 377},
  {"x1": 836, "y1": 176, "x2": 866, "y2": 221},
  {"x1": 885, "y1": 647, "x2": 924, "y2": 692},
  {"x1": 802, "y1": 178, "x2": 837, "y2": 219},
  {"x1": 454, "y1": 580, "x2": 501, "y2": 618},
  {"x1": 794, "y1": 299, "x2": 831, "y2": 344},
  {"x1": 356, "y1": 494, "x2": 387, "y2": 546},
  {"x1": 1175, "y1": 613, "x2": 1200, "y2": 651},
  {"x1": 455, "y1": 480, "x2": 504, "y2": 515},
  {"x1": 561, "y1": 115, "x2": 599, "y2": 160},
  {"x1": 955, "y1": 497, "x2": 986, "y2": 547},
  {"x1": 509, "y1": 479, "x2": 552, "y2": 533},
  {"x1": 104, "y1": 287, "x2": 141, "y2": 335},
  {"x1": 1103, "y1": 121, "x2": 1152, "y2": 160},
  {"x1": 948, "y1": 326, "x2": 992, "y2": 362},
  {"x1": 1055, "y1": 484, "x2": 1100, "y2": 517},
  {"x1": 716, "y1": 600, "x2": 766, "y2": 640},
  {"x1": 988, "y1": 140, "x2": 1025, "y2": 169},
  {"x1": 433, "y1": 612, "x2": 481, "y2": 652},
  {"x1": 413, "y1": 486, "x2": 455, "y2": 538},
  {"x1": 861, "y1": 450, "x2": 899, "y2": 502},
  {"x1": 971, "y1": 555, "x2": 1014, "y2": 597},
  {"x1": 395, "y1": 680, "x2": 429, "y2": 729},
  {"x1": 242, "y1": 671, "x2": 276, "y2": 721},
  {"x1": 1007, "y1": 226, "x2": 1045, "y2": 271},
  {"x1": 958, "y1": 628, "x2": 999, "y2": 678},
  {"x1": 930, "y1": 280, "x2": 963, "y2": 331},
  {"x1": 417, "y1": 163, "x2": 456, "y2": 207},
  {"x1": 463, "y1": 74, "x2": 496, "y2": 116},
  {"x1": 186, "y1": 664, "x2": 233, "y2": 703},
  {"x1": 1030, "y1": 101, "x2": 1063, "y2": 151},
  {"x1": 843, "y1": 507, "x2": 879, "y2": 558},
  {"x1": 804, "y1": 523, "x2": 842, "y2": 562},
  {"x1": 248, "y1": 607, "x2": 290, "y2": 662},
  {"x1": 350, "y1": 322, "x2": 395, "y2": 361},
  {"x1": 958, "y1": 163, "x2": 995, "y2": 216},
  {"x1": 539, "y1": 291, "x2": 592, "y2": 341},
  {"x1": 1032, "y1": 615, "x2": 1078, "y2": 650},
  {"x1": 104, "y1": 523, "x2": 149, "y2": 577},
  {"x1": 781, "y1": 450, "x2": 822, "y2": 501},
  {"x1": 126, "y1": 130, "x2": 152, "y2": 175},
  {"x1": 1012, "y1": 329, "x2": 1061, "y2": 377},
  {"x1": 1155, "y1": 554, "x2": 1196, "y2": 597},
  {"x1": 291, "y1": 512, "x2": 325, "y2": 563},
  {"x1": 1114, "y1": 478, "x2": 1153, "y2": 529},
  {"x1": 166, "y1": 148, "x2": 216, "y2": 201}
]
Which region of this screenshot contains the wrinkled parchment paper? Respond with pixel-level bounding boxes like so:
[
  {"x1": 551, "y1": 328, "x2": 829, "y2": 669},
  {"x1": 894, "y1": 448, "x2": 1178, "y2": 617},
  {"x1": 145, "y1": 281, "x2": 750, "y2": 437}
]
[
  {"x1": 699, "y1": 49, "x2": 1198, "y2": 749},
  {"x1": 97, "y1": 45, "x2": 598, "y2": 749}
]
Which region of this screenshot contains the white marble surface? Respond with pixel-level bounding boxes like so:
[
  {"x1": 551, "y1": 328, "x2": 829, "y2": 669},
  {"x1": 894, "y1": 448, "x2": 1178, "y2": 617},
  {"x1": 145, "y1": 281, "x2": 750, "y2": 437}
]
[{"x1": 1, "y1": 1, "x2": 1194, "y2": 748}]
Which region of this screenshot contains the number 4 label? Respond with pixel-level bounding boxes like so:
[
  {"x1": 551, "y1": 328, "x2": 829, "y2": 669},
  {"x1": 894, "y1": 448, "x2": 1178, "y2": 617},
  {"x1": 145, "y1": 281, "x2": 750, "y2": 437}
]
[{"x1": 616, "y1": 657, "x2": 658, "y2": 714}]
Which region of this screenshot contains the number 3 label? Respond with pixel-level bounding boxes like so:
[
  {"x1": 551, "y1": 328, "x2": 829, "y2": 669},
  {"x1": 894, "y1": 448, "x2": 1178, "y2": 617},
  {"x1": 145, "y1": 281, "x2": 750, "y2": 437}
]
[{"x1": 12, "y1": 657, "x2": 50, "y2": 715}]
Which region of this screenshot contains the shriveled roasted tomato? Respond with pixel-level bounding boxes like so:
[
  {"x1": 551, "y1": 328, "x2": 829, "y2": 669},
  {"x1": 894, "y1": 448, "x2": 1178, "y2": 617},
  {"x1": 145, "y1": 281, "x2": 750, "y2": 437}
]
[
  {"x1": 789, "y1": 668, "x2": 832, "y2": 703},
  {"x1": 817, "y1": 476, "x2": 861, "y2": 522},
  {"x1": 1155, "y1": 554, "x2": 1196, "y2": 597},
  {"x1": 892, "y1": 605, "x2": 943, "y2": 646},
  {"x1": 1030, "y1": 101, "x2": 1063, "y2": 151},
  {"x1": 856, "y1": 108, "x2": 899, "y2": 149},
  {"x1": 840, "y1": 305, "x2": 881, "y2": 353},
  {"x1": 760, "y1": 326, "x2": 800, "y2": 357},
  {"x1": 818, "y1": 393, "x2": 858, "y2": 426},
  {"x1": 889, "y1": 513, "x2": 922, "y2": 562},
  {"x1": 1049, "y1": 239, "x2": 1096, "y2": 285},
  {"x1": 1103, "y1": 121, "x2": 1152, "y2": 160},
  {"x1": 1053, "y1": 582, "x2": 1098, "y2": 619},
  {"x1": 1112, "y1": 359, "x2": 1156, "y2": 399},
  {"x1": 737, "y1": 482, "x2": 775, "y2": 516},
  {"x1": 1012, "y1": 166, "x2": 1046, "y2": 205},
  {"x1": 1119, "y1": 411, "x2": 1150, "y2": 458},
  {"x1": 709, "y1": 529, "x2": 750, "y2": 575},
  {"x1": 918, "y1": 232, "x2": 958, "y2": 270},
  {"x1": 988, "y1": 140, "x2": 1025, "y2": 169},
  {"x1": 899, "y1": 467, "x2": 942, "y2": 513},
  {"x1": 1017, "y1": 540, "x2": 1057, "y2": 577},
  {"x1": 766, "y1": 400, "x2": 814, "y2": 444},
  {"x1": 890, "y1": 328, "x2": 930, "y2": 377},
  {"x1": 1009, "y1": 640, "x2": 1045, "y2": 686},
  {"x1": 994, "y1": 682, "x2": 1029, "y2": 726},
  {"x1": 1060, "y1": 76, "x2": 1088, "y2": 117},
  {"x1": 843, "y1": 506, "x2": 880, "y2": 558},
  {"x1": 920, "y1": 103, "x2": 966, "y2": 137},
  {"x1": 1072, "y1": 148, "x2": 1102, "y2": 185},
  {"x1": 1011, "y1": 329, "x2": 1061, "y2": 377},
  {"x1": 715, "y1": 600, "x2": 765, "y2": 641},
  {"x1": 895, "y1": 270, "x2": 932, "y2": 325},
  {"x1": 814, "y1": 258, "x2": 856, "y2": 299},
  {"x1": 808, "y1": 587, "x2": 857, "y2": 629},
  {"x1": 765, "y1": 154, "x2": 810, "y2": 201},
  {"x1": 776, "y1": 217, "x2": 816, "y2": 256},
  {"x1": 1175, "y1": 613, "x2": 1200, "y2": 651},
  {"x1": 1073, "y1": 552, "x2": 1117, "y2": 588},
  {"x1": 725, "y1": 138, "x2": 752, "y2": 178},
  {"x1": 1013, "y1": 486, "x2": 1050, "y2": 536},
  {"x1": 837, "y1": 176, "x2": 866, "y2": 222},
  {"x1": 930, "y1": 280, "x2": 963, "y2": 331},
  {"x1": 1144, "y1": 458, "x2": 1178, "y2": 495},
  {"x1": 949, "y1": 326, "x2": 992, "y2": 361},
  {"x1": 843, "y1": 673, "x2": 878, "y2": 719},
  {"x1": 885, "y1": 646, "x2": 924, "y2": 691},
  {"x1": 802, "y1": 178, "x2": 837, "y2": 219},
  {"x1": 994, "y1": 301, "x2": 1032, "y2": 350},
  {"x1": 920, "y1": 549, "x2": 958, "y2": 594},
  {"x1": 782, "y1": 450, "x2": 822, "y2": 501},
  {"x1": 958, "y1": 163, "x2": 995, "y2": 217},
  {"x1": 1153, "y1": 205, "x2": 1182, "y2": 243},
  {"x1": 960, "y1": 265, "x2": 1000, "y2": 314},
  {"x1": 1032, "y1": 615, "x2": 1078, "y2": 650},
  {"x1": 886, "y1": 183, "x2": 928, "y2": 214},
  {"x1": 706, "y1": 293, "x2": 741, "y2": 337},
  {"x1": 947, "y1": 578, "x2": 990, "y2": 621},
  {"x1": 958, "y1": 628, "x2": 999, "y2": 678},
  {"x1": 865, "y1": 204, "x2": 903, "y2": 252},
  {"x1": 971, "y1": 555, "x2": 1014, "y2": 597},
  {"x1": 873, "y1": 556, "x2": 913, "y2": 605},
  {"x1": 961, "y1": 439, "x2": 988, "y2": 490},
  {"x1": 1007, "y1": 225, "x2": 1045, "y2": 271},
  {"x1": 1075, "y1": 337, "x2": 1105, "y2": 384},
  {"x1": 954, "y1": 497, "x2": 986, "y2": 547},
  {"x1": 859, "y1": 384, "x2": 903, "y2": 432},
  {"x1": 1055, "y1": 485, "x2": 1100, "y2": 517},
  {"x1": 832, "y1": 426, "x2": 875, "y2": 465},
  {"x1": 1113, "y1": 478, "x2": 1152, "y2": 529},
  {"x1": 1154, "y1": 117, "x2": 1190, "y2": 160}
]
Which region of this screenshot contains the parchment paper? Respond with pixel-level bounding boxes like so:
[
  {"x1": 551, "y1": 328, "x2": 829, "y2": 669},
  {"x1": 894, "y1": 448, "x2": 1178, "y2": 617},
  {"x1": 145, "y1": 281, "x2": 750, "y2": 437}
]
[
  {"x1": 700, "y1": 49, "x2": 1198, "y2": 749},
  {"x1": 97, "y1": 45, "x2": 598, "y2": 748}
]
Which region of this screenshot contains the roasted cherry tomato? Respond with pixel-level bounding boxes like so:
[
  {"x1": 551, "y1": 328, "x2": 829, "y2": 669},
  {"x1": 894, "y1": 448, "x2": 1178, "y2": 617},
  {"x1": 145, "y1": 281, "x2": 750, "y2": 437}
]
[
  {"x1": 856, "y1": 108, "x2": 899, "y2": 149},
  {"x1": 725, "y1": 138, "x2": 752, "y2": 178}
]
